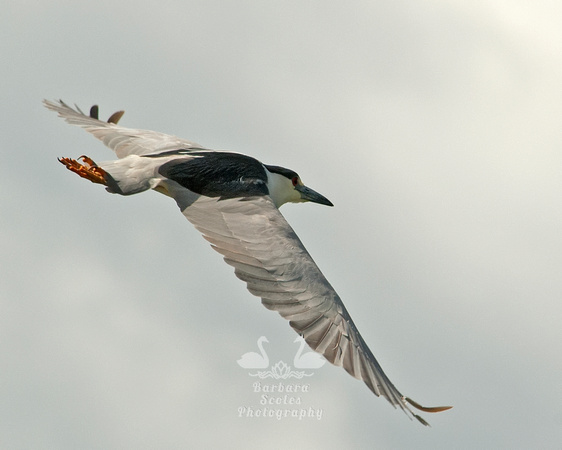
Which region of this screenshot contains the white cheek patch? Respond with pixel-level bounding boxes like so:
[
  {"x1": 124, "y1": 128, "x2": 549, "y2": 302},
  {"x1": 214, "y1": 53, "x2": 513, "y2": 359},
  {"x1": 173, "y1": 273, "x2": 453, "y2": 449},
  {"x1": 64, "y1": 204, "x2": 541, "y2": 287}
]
[{"x1": 266, "y1": 171, "x2": 299, "y2": 207}]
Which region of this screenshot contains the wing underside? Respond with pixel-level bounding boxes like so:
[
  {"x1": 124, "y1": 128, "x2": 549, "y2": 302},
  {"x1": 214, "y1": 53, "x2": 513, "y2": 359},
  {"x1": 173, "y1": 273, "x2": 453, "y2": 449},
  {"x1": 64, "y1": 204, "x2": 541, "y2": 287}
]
[{"x1": 165, "y1": 187, "x2": 444, "y2": 425}]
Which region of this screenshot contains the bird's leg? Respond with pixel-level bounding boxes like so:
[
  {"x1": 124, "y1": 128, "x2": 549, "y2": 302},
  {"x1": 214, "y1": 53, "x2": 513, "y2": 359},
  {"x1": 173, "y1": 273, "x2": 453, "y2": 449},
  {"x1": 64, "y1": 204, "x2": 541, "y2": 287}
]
[{"x1": 58, "y1": 155, "x2": 109, "y2": 186}]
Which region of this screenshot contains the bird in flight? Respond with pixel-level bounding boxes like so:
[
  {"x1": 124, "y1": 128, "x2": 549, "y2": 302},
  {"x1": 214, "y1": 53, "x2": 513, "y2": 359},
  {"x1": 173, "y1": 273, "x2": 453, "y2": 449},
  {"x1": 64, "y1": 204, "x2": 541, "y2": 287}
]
[{"x1": 45, "y1": 99, "x2": 451, "y2": 425}]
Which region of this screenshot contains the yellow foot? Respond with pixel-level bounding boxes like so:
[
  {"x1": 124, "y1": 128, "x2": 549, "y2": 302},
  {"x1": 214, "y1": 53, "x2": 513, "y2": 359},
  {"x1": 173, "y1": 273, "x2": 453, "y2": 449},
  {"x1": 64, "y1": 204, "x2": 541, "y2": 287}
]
[{"x1": 58, "y1": 156, "x2": 108, "y2": 186}]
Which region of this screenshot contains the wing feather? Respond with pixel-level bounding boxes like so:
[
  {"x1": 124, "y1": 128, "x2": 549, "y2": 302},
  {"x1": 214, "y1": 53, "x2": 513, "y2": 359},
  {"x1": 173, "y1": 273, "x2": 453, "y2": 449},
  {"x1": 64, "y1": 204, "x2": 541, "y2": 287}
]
[
  {"x1": 168, "y1": 191, "x2": 438, "y2": 424},
  {"x1": 43, "y1": 99, "x2": 204, "y2": 158}
]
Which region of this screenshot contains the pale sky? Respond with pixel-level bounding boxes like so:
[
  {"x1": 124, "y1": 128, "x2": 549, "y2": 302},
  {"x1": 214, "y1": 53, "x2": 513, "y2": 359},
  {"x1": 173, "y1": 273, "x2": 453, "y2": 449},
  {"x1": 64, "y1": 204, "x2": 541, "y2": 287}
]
[{"x1": 2, "y1": 1, "x2": 562, "y2": 448}]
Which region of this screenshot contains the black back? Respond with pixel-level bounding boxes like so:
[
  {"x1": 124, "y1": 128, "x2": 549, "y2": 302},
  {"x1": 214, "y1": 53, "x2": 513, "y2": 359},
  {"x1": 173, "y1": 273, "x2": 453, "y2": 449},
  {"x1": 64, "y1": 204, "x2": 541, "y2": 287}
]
[{"x1": 159, "y1": 151, "x2": 269, "y2": 199}]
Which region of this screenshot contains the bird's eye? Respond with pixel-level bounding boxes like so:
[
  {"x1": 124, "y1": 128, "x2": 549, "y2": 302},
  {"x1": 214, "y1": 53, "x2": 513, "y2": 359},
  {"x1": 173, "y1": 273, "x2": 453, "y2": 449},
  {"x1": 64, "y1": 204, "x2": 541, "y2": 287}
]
[{"x1": 292, "y1": 176, "x2": 299, "y2": 187}]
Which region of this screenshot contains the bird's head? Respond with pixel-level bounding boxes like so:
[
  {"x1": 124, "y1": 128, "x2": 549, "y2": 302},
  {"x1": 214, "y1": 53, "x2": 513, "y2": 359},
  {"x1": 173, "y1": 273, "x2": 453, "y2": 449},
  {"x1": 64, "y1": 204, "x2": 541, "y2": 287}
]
[{"x1": 265, "y1": 165, "x2": 333, "y2": 208}]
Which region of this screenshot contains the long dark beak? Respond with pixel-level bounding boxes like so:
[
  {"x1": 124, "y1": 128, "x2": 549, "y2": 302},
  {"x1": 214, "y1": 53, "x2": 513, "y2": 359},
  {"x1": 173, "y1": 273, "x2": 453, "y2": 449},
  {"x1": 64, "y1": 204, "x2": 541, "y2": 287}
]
[{"x1": 296, "y1": 185, "x2": 334, "y2": 206}]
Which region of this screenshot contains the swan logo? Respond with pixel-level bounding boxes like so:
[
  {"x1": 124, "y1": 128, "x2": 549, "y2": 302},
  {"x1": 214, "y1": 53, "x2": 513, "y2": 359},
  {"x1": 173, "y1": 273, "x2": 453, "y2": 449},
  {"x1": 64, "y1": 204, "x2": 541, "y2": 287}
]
[{"x1": 237, "y1": 336, "x2": 325, "y2": 379}]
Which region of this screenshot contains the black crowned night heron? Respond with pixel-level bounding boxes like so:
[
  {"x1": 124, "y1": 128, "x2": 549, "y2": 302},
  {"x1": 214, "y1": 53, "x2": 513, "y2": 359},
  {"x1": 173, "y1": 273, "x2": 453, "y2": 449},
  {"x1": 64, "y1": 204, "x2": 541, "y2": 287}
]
[{"x1": 45, "y1": 99, "x2": 451, "y2": 425}]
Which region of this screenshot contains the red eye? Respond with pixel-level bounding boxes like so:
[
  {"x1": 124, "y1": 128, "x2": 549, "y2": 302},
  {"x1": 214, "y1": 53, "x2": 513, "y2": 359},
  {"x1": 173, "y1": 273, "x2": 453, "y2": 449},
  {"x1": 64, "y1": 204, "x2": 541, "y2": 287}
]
[{"x1": 292, "y1": 176, "x2": 299, "y2": 186}]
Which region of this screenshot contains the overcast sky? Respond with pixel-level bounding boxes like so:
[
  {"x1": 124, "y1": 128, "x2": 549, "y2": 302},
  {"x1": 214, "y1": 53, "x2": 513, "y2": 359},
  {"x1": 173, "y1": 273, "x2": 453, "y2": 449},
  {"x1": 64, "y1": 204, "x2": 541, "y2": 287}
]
[{"x1": 2, "y1": 1, "x2": 562, "y2": 448}]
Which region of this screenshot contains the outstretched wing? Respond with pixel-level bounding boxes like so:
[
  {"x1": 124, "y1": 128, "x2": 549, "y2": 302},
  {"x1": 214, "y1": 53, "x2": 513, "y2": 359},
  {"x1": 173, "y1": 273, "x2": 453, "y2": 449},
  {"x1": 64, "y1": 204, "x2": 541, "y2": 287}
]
[
  {"x1": 165, "y1": 186, "x2": 449, "y2": 425},
  {"x1": 43, "y1": 99, "x2": 205, "y2": 158}
]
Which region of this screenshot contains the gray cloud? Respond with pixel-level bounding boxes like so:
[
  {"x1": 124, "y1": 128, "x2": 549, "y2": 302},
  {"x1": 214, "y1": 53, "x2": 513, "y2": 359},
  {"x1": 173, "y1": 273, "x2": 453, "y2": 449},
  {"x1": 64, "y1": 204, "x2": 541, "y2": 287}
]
[{"x1": 2, "y1": 1, "x2": 561, "y2": 448}]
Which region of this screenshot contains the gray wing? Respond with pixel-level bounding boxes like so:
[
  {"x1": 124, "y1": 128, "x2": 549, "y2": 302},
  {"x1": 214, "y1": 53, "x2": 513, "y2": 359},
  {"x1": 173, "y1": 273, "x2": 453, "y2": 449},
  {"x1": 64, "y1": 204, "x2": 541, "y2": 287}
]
[
  {"x1": 168, "y1": 189, "x2": 441, "y2": 425},
  {"x1": 43, "y1": 99, "x2": 204, "y2": 158}
]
